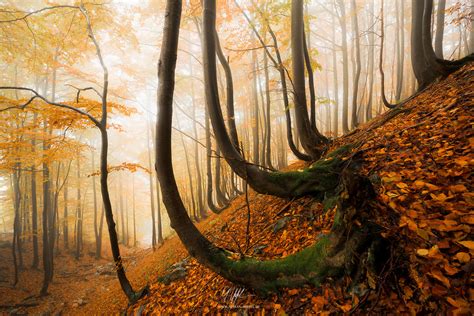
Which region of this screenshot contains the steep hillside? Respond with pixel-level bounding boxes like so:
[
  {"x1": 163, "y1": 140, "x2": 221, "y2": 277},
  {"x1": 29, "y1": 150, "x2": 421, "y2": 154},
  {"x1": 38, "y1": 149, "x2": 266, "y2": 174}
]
[{"x1": 121, "y1": 64, "x2": 472, "y2": 314}]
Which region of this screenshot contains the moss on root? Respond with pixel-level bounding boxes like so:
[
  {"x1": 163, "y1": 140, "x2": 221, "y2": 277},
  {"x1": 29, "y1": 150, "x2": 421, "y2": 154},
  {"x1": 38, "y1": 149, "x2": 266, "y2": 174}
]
[
  {"x1": 207, "y1": 163, "x2": 385, "y2": 295},
  {"x1": 266, "y1": 144, "x2": 355, "y2": 198}
]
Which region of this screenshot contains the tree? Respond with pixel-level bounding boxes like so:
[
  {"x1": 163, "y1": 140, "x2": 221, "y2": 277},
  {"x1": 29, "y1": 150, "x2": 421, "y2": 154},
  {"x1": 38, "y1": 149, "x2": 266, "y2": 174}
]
[
  {"x1": 0, "y1": 4, "x2": 145, "y2": 303},
  {"x1": 156, "y1": 0, "x2": 385, "y2": 294}
]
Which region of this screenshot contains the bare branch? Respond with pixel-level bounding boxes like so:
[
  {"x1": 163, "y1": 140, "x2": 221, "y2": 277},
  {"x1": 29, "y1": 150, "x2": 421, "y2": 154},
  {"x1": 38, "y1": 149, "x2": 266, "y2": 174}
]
[
  {"x1": 0, "y1": 5, "x2": 79, "y2": 23},
  {"x1": 66, "y1": 84, "x2": 103, "y2": 102},
  {"x1": 0, "y1": 86, "x2": 101, "y2": 127}
]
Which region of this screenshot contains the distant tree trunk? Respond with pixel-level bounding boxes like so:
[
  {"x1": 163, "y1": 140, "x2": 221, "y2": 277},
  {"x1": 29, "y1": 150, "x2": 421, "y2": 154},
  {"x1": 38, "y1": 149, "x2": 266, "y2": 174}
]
[
  {"x1": 125, "y1": 191, "x2": 129, "y2": 247},
  {"x1": 75, "y1": 158, "x2": 82, "y2": 259},
  {"x1": 92, "y1": 151, "x2": 100, "y2": 258},
  {"x1": 337, "y1": 0, "x2": 350, "y2": 133},
  {"x1": 470, "y1": 0, "x2": 474, "y2": 54},
  {"x1": 12, "y1": 169, "x2": 21, "y2": 286},
  {"x1": 63, "y1": 180, "x2": 68, "y2": 250},
  {"x1": 190, "y1": 64, "x2": 205, "y2": 218},
  {"x1": 263, "y1": 52, "x2": 274, "y2": 170},
  {"x1": 204, "y1": 104, "x2": 221, "y2": 214},
  {"x1": 40, "y1": 124, "x2": 51, "y2": 296},
  {"x1": 350, "y1": 0, "x2": 361, "y2": 129},
  {"x1": 132, "y1": 174, "x2": 136, "y2": 247},
  {"x1": 332, "y1": 15, "x2": 340, "y2": 134},
  {"x1": 180, "y1": 128, "x2": 197, "y2": 219},
  {"x1": 155, "y1": 172, "x2": 164, "y2": 245},
  {"x1": 366, "y1": 0, "x2": 375, "y2": 121},
  {"x1": 146, "y1": 124, "x2": 157, "y2": 250},
  {"x1": 119, "y1": 175, "x2": 125, "y2": 245},
  {"x1": 31, "y1": 115, "x2": 39, "y2": 268},
  {"x1": 251, "y1": 50, "x2": 260, "y2": 166},
  {"x1": 434, "y1": 0, "x2": 446, "y2": 59},
  {"x1": 396, "y1": 0, "x2": 405, "y2": 101}
]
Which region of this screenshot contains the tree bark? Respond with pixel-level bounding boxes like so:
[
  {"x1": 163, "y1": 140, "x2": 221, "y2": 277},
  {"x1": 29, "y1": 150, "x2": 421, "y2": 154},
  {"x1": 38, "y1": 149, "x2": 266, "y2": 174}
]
[
  {"x1": 291, "y1": 0, "x2": 327, "y2": 157},
  {"x1": 146, "y1": 124, "x2": 157, "y2": 249},
  {"x1": 336, "y1": 0, "x2": 350, "y2": 134},
  {"x1": 434, "y1": 0, "x2": 446, "y2": 59},
  {"x1": 31, "y1": 114, "x2": 39, "y2": 268},
  {"x1": 350, "y1": 0, "x2": 361, "y2": 129}
]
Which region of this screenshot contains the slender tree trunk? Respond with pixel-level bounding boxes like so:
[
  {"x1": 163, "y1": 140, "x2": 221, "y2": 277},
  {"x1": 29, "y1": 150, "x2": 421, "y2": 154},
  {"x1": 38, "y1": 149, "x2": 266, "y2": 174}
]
[
  {"x1": 40, "y1": 125, "x2": 51, "y2": 296},
  {"x1": 332, "y1": 14, "x2": 340, "y2": 134},
  {"x1": 337, "y1": 0, "x2": 350, "y2": 133},
  {"x1": 12, "y1": 170, "x2": 21, "y2": 286},
  {"x1": 251, "y1": 50, "x2": 260, "y2": 166},
  {"x1": 31, "y1": 115, "x2": 39, "y2": 268},
  {"x1": 434, "y1": 0, "x2": 446, "y2": 59},
  {"x1": 132, "y1": 174, "x2": 136, "y2": 247},
  {"x1": 350, "y1": 0, "x2": 361, "y2": 128},
  {"x1": 366, "y1": 0, "x2": 375, "y2": 121},
  {"x1": 396, "y1": 0, "x2": 405, "y2": 101},
  {"x1": 263, "y1": 52, "x2": 274, "y2": 170},
  {"x1": 75, "y1": 159, "x2": 82, "y2": 259},
  {"x1": 63, "y1": 180, "x2": 68, "y2": 250},
  {"x1": 92, "y1": 151, "x2": 100, "y2": 258},
  {"x1": 146, "y1": 125, "x2": 157, "y2": 249}
]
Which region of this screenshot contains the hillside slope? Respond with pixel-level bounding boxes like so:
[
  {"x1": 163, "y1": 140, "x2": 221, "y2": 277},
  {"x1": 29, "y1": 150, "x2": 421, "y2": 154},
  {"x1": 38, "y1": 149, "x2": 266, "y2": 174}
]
[{"x1": 121, "y1": 64, "x2": 473, "y2": 314}]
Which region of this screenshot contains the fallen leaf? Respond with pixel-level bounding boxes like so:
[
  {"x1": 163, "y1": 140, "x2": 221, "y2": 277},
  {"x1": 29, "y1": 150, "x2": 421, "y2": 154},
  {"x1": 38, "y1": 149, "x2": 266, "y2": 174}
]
[
  {"x1": 458, "y1": 240, "x2": 474, "y2": 250},
  {"x1": 455, "y1": 252, "x2": 470, "y2": 263},
  {"x1": 416, "y1": 249, "x2": 429, "y2": 256}
]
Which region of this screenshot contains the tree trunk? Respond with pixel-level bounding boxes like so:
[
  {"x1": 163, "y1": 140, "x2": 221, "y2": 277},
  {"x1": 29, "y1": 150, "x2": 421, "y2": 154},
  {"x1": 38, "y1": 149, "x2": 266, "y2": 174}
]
[
  {"x1": 337, "y1": 0, "x2": 350, "y2": 134},
  {"x1": 251, "y1": 50, "x2": 260, "y2": 167},
  {"x1": 92, "y1": 151, "x2": 100, "y2": 258},
  {"x1": 396, "y1": 0, "x2": 405, "y2": 101},
  {"x1": 40, "y1": 124, "x2": 51, "y2": 296},
  {"x1": 332, "y1": 14, "x2": 340, "y2": 134},
  {"x1": 12, "y1": 170, "x2": 21, "y2": 286},
  {"x1": 434, "y1": 0, "x2": 446, "y2": 59},
  {"x1": 291, "y1": 0, "x2": 327, "y2": 157},
  {"x1": 31, "y1": 115, "x2": 39, "y2": 268},
  {"x1": 146, "y1": 123, "x2": 157, "y2": 249},
  {"x1": 63, "y1": 180, "x2": 68, "y2": 250},
  {"x1": 263, "y1": 52, "x2": 274, "y2": 170},
  {"x1": 350, "y1": 0, "x2": 361, "y2": 129},
  {"x1": 411, "y1": 0, "x2": 440, "y2": 89},
  {"x1": 366, "y1": 0, "x2": 375, "y2": 121},
  {"x1": 75, "y1": 159, "x2": 82, "y2": 259}
]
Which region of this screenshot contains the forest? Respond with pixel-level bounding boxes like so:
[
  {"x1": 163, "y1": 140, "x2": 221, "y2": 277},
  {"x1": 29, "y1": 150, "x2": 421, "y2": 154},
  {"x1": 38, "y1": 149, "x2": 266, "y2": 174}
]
[{"x1": 0, "y1": 0, "x2": 472, "y2": 314}]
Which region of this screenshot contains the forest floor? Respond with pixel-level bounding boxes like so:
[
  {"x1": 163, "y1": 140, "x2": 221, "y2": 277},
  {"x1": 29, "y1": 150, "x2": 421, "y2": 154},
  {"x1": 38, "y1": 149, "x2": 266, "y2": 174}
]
[{"x1": 0, "y1": 64, "x2": 472, "y2": 315}]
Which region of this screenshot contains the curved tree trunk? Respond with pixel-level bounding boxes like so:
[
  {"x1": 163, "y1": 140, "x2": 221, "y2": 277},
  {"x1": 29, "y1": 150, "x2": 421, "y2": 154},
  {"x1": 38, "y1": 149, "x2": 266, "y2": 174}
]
[
  {"x1": 156, "y1": 0, "x2": 384, "y2": 294},
  {"x1": 202, "y1": 0, "x2": 343, "y2": 199},
  {"x1": 291, "y1": 0, "x2": 327, "y2": 158},
  {"x1": 215, "y1": 31, "x2": 240, "y2": 152}
]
